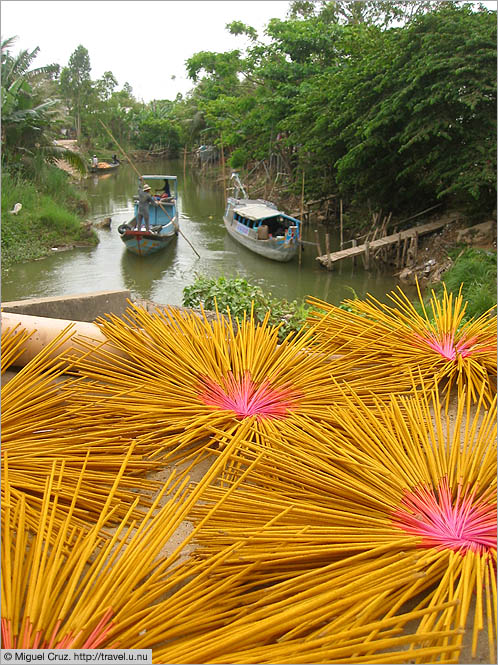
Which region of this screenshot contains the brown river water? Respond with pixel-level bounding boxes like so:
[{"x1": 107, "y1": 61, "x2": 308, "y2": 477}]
[{"x1": 1, "y1": 158, "x2": 404, "y2": 308}]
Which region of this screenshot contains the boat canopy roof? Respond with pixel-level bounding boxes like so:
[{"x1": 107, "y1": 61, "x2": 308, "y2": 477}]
[
  {"x1": 140, "y1": 175, "x2": 177, "y2": 181},
  {"x1": 234, "y1": 203, "x2": 283, "y2": 221}
]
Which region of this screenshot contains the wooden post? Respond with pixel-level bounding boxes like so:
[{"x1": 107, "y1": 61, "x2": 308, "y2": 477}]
[
  {"x1": 352, "y1": 238, "x2": 357, "y2": 268},
  {"x1": 325, "y1": 233, "x2": 332, "y2": 270},
  {"x1": 183, "y1": 145, "x2": 187, "y2": 180},
  {"x1": 407, "y1": 234, "x2": 416, "y2": 266},
  {"x1": 339, "y1": 199, "x2": 343, "y2": 250},
  {"x1": 396, "y1": 232, "x2": 402, "y2": 268},
  {"x1": 414, "y1": 230, "x2": 419, "y2": 264},
  {"x1": 364, "y1": 241, "x2": 370, "y2": 270},
  {"x1": 314, "y1": 229, "x2": 323, "y2": 257},
  {"x1": 401, "y1": 237, "x2": 409, "y2": 267},
  {"x1": 300, "y1": 171, "x2": 305, "y2": 223}
]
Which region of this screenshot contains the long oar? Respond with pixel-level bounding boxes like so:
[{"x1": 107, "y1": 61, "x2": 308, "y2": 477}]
[{"x1": 99, "y1": 120, "x2": 201, "y2": 258}]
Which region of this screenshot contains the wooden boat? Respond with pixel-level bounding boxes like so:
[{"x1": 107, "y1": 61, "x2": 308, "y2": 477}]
[
  {"x1": 90, "y1": 158, "x2": 120, "y2": 174},
  {"x1": 223, "y1": 173, "x2": 301, "y2": 262},
  {"x1": 117, "y1": 175, "x2": 178, "y2": 257}
]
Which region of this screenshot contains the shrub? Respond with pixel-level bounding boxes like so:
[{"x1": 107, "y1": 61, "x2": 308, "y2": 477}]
[
  {"x1": 229, "y1": 148, "x2": 249, "y2": 170},
  {"x1": 182, "y1": 274, "x2": 309, "y2": 340}
]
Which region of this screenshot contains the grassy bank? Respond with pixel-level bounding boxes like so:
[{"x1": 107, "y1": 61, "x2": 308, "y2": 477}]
[
  {"x1": 1, "y1": 163, "x2": 98, "y2": 268},
  {"x1": 432, "y1": 247, "x2": 497, "y2": 319}
]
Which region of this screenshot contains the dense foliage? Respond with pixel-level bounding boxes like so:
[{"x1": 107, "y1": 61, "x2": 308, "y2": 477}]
[{"x1": 182, "y1": 2, "x2": 496, "y2": 214}]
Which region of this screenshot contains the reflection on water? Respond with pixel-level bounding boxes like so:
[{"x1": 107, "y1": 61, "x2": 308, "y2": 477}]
[
  {"x1": 120, "y1": 238, "x2": 178, "y2": 299},
  {"x1": 1, "y1": 158, "x2": 409, "y2": 307}
]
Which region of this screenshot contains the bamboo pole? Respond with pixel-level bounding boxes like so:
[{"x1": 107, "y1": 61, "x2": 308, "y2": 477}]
[
  {"x1": 314, "y1": 230, "x2": 323, "y2": 257},
  {"x1": 364, "y1": 240, "x2": 370, "y2": 270},
  {"x1": 396, "y1": 232, "x2": 402, "y2": 268},
  {"x1": 220, "y1": 137, "x2": 226, "y2": 204},
  {"x1": 299, "y1": 171, "x2": 305, "y2": 267},
  {"x1": 0, "y1": 312, "x2": 128, "y2": 366},
  {"x1": 325, "y1": 233, "x2": 332, "y2": 270},
  {"x1": 183, "y1": 145, "x2": 187, "y2": 181},
  {"x1": 401, "y1": 237, "x2": 409, "y2": 267},
  {"x1": 99, "y1": 121, "x2": 200, "y2": 259}
]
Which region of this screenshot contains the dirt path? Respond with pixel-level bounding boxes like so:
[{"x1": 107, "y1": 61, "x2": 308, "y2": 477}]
[{"x1": 54, "y1": 139, "x2": 85, "y2": 178}]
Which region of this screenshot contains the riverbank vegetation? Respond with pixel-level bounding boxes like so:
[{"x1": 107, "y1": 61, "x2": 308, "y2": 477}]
[
  {"x1": 1, "y1": 163, "x2": 96, "y2": 268},
  {"x1": 1, "y1": 37, "x2": 97, "y2": 266},
  {"x1": 435, "y1": 247, "x2": 497, "y2": 320},
  {"x1": 4, "y1": 3, "x2": 495, "y2": 211}
]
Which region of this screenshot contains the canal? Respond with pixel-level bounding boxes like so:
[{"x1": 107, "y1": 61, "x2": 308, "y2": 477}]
[{"x1": 1, "y1": 158, "x2": 402, "y2": 307}]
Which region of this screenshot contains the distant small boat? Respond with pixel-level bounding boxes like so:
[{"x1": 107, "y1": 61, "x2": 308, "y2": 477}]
[
  {"x1": 90, "y1": 158, "x2": 120, "y2": 174},
  {"x1": 117, "y1": 175, "x2": 178, "y2": 256},
  {"x1": 224, "y1": 173, "x2": 301, "y2": 262}
]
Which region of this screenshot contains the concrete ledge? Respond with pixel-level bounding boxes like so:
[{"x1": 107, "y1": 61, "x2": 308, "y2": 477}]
[{"x1": 1, "y1": 290, "x2": 132, "y2": 322}]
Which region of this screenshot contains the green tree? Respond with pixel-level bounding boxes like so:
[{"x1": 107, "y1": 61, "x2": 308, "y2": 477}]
[
  {"x1": 289, "y1": 0, "x2": 446, "y2": 26},
  {"x1": 59, "y1": 45, "x2": 92, "y2": 139},
  {"x1": 1, "y1": 36, "x2": 60, "y2": 153},
  {"x1": 1, "y1": 37, "x2": 85, "y2": 174},
  {"x1": 103, "y1": 83, "x2": 140, "y2": 146},
  {"x1": 330, "y1": 4, "x2": 497, "y2": 210},
  {"x1": 179, "y1": 1, "x2": 496, "y2": 217},
  {"x1": 95, "y1": 70, "x2": 118, "y2": 102},
  {"x1": 129, "y1": 100, "x2": 182, "y2": 153}
]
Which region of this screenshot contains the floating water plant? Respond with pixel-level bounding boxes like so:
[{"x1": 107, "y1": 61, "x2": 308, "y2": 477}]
[{"x1": 307, "y1": 282, "x2": 497, "y2": 404}]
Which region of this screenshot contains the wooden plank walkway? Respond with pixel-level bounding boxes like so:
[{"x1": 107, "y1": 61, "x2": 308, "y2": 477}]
[{"x1": 316, "y1": 218, "x2": 455, "y2": 268}]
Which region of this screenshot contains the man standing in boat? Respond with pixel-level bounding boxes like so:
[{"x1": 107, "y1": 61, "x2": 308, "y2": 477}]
[{"x1": 136, "y1": 179, "x2": 159, "y2": 233}]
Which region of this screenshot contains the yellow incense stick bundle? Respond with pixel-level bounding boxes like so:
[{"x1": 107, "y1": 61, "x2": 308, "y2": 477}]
[
  {"x1": 1, "y1": 322, "x2": 34, "y2": 374},
  {"x1": 61, "y1": 301, "x2": 425, "y2": 469},
  {"x1": 1, "y1": 432, "x2": 242, "y2": 649}
]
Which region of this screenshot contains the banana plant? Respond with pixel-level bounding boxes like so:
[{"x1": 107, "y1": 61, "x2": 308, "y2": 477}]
[{"x1": 1, "y1": 37, "x2": 86, "y2": 175}]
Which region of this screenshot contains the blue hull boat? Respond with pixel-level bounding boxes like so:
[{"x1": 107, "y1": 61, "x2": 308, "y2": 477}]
[{"x1": 118, "y1": 175, "x2": 179, "y2": 256}]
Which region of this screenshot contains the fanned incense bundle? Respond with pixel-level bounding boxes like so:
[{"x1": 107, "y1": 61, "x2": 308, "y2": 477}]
[
  {"x1": 187, "y1": 385, "x2": 496, "y2": 662},
  {"x1": 1, "y1": 428, "x2": 253, "y2": 650},
  {"x1": 306, "y1": 282, "x2": 497, "y2": 404},
  {"x1": 1, "y1": 324, "x2": 163, "y2": 525},
  {"x1": 63, "y1": 302, "x2": 421, "y2": 465}
]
